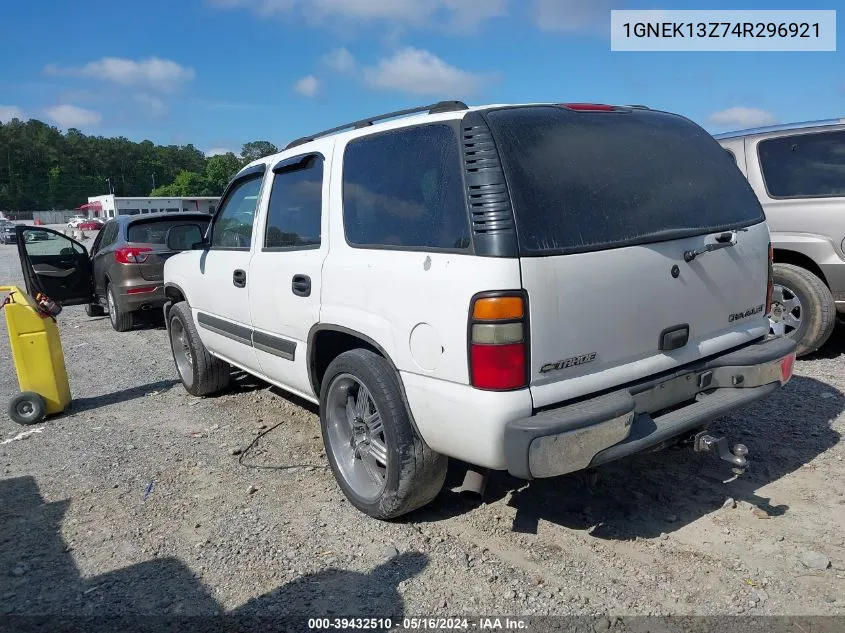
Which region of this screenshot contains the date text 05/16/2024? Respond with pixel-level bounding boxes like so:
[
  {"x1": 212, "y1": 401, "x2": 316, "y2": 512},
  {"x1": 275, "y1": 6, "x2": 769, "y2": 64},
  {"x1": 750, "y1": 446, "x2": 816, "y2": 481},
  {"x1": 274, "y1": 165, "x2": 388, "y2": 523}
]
[{"x1": 307, "y1": 617, "x2": 528, "y2": 630}]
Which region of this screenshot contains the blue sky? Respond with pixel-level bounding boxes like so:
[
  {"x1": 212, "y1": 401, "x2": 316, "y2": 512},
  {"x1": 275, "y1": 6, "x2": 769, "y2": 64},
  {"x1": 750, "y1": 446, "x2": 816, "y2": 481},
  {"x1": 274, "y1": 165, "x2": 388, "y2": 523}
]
[{"x1": 0, "y1": 0, "x2": 842, "y2": 156}]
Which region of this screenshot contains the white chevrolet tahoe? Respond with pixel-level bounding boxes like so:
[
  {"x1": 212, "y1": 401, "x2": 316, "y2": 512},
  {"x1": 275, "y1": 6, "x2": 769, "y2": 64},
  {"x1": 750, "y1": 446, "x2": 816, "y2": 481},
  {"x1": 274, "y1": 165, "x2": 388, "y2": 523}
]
[{"x1": 161, "y1": 101, "x2": 797, "y2": 519}]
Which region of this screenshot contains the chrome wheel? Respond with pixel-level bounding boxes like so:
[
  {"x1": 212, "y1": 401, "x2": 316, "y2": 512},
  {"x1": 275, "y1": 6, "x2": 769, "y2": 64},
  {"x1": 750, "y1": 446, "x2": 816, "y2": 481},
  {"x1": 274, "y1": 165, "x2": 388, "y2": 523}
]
[
  {"x1": 170, "y1": 317, "x2": 194, "y2": 386},
  {"x1": 107, "y1": 288, "x2": 117, "y2": 326},
  {"x1": 769, "y1": 283, "x2": 803, "y2": 338},
  {"x1": 325, "y1": 373, "x2": 388, "y2": 502}
]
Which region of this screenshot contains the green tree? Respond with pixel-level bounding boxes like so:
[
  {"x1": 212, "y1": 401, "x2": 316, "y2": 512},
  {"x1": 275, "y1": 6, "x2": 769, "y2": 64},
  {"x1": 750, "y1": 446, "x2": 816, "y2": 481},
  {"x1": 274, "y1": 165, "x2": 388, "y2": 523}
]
[
  {"x1": 205, "y1": 152, "x2": 241, "y2": 194},
  {"x1": 240, "y1": 141, "x2": 278, "y2": 165},
  {"x1": 151, "y1": 170, "x2": 212, "y2": 197}
]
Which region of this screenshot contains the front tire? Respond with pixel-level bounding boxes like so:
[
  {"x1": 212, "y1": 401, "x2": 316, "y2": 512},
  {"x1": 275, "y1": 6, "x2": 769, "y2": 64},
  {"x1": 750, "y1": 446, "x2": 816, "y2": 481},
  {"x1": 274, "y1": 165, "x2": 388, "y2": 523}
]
[
  {"x1": 168, "y1": 301, "x2": 230, "y2": 397},
  {"x1": 320, "y1": 349, "x2": 447, "y2": 520},
  {"x1": 8, "y1": 392, "x2": 46, "y2": 425},
  {"x1": 769, "y1": 263, "x2": 836, "y2": 357},
  {"x1": 106, "y1": 284, "x2": 133, "y2": 332}
]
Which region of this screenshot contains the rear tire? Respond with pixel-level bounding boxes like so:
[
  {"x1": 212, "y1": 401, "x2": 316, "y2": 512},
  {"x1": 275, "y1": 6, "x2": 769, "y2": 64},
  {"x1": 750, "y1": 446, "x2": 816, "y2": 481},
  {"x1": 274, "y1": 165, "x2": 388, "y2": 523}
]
[
  {"x1": 168, "y1": 301, "x2": 230, "y2": 397},
  {"x1": 85, "y1": 302, "x2": 105, "y2": 317},
  {"x1": 8, "y1": 392, "x2": 46, "y2": 425},
  {"x1": 320, "y1": 348, "x2": 447, "y2": 520},
  {"x1": 770, "y1": 263, "x2": 836, "y2": 357},
  {"x1": 106, "y1": 284, "x2": 133, "y2": 332}
]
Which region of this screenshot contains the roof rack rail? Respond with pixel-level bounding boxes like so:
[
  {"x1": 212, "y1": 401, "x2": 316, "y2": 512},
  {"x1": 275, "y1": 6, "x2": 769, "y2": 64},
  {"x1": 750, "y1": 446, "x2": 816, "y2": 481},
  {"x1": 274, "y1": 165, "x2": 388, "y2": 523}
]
[
  {"x1": 625, "y1": 104, "x2": 651, "y2": 109},
  {"x1": 284, "y1": 100, "x2": 469, "y2": 150}
]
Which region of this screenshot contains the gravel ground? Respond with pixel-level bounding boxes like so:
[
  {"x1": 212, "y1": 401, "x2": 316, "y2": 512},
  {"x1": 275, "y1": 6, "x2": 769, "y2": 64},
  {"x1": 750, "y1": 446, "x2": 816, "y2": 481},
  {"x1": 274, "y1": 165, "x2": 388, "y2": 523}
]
[{"x1": 1, "y1": 229, "x2": 844, "y2": 626}]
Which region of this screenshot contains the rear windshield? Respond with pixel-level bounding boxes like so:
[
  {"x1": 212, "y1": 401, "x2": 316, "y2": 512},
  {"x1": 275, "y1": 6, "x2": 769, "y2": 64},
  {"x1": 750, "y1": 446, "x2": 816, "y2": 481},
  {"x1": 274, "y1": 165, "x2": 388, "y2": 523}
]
[
  {"x1": 127, "y1": 217, "x2": 210, "y2": 244},
  {"x1": 485, "y1": 106, "x2": 765, "y2": 256}
]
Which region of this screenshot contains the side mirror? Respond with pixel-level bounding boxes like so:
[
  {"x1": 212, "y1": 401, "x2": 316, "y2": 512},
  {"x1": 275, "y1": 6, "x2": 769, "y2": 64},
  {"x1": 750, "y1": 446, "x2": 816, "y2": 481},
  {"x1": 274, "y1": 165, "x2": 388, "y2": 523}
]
[{"x1": 166, "y1": 224, "x2": 206, "y2": 251}]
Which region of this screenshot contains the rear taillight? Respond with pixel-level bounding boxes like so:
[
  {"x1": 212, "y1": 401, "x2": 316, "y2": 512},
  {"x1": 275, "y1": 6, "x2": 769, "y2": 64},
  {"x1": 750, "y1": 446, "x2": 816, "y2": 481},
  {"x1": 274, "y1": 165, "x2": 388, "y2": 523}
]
[
  {"x1": 766, "y1": 242, "x2": 774, "y2": 312},
  {"x1": 115, "y1": 247, "x2": 152, "y2": 264},
  {"x1": 469, "y1": 293, "x2": 528, "y2": 391}
]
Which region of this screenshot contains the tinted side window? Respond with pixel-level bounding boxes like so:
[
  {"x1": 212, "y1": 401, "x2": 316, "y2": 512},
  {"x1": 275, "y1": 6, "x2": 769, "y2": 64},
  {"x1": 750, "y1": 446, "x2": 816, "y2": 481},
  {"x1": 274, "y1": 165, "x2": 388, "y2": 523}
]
[
  {"x1": 759, "y1": 130, "x2": 845, "y2": 198},
  {"x1": 211, "y1": 176, "x2": 263, "y2": 249},
  {"x1": 128, "y1": 218, "x2": 210, "y2": 244},
  {"x1": 100, "y1": 222, "x2": 118, "y2": 248},
  {"x1": 264, "y1": 156, "x2": 323, "y2": 249},
  {"x1": 343, "y1": 124, "x2": 469, "y2": 250}
]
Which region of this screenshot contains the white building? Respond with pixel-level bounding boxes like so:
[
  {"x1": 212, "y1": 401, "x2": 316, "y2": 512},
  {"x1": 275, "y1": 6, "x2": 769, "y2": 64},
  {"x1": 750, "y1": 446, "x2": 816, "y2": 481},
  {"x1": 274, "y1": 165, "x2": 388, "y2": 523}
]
[{"x1": 80, "y1": 195, "x2": 219, "y2": 218}]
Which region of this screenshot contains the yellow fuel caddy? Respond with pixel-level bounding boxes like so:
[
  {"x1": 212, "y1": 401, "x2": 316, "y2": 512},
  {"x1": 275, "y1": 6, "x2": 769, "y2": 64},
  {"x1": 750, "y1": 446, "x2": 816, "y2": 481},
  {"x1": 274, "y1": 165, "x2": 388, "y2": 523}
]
[{"x1": 1, "y1": 285, "x2": 71, "y2": 424}]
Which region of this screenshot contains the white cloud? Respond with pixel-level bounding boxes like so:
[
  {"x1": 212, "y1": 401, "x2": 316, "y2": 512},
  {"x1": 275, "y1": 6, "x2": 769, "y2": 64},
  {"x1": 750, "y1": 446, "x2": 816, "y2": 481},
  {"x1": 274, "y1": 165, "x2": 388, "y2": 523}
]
[
  {"x1": 533, "y1": 0, "x2": 621, "y2": 32},
  {"x1": 0, "y1": 105, "x2": 26, "y2": 123},
  {"x1": 45, "y1": 104, "x2": 102, "y2": 129},
  {"x1": 364, "y1": 47, "x2": 486, "y2": 96},
  {"x1": 45, "y1": 57, "x2": 195, "y2": 92},
  {"x1": 708, "y1": 107, "x2": 777, "y2": 128},
  {"x1": 294, "y1": 75, "x2": 321, "y2": 97},
  {"x1": 323, "y1": 47, "x2": 356, "y2": 72},
  {"x1": 207, "y1": 0, "x2": 506, "y2": 30},
  {"x1": 135, "y1": 93, "x2": 168, "y2": 119},
  {"x1": 206, "y1": 147, "x2": 235, "y2": 156}
]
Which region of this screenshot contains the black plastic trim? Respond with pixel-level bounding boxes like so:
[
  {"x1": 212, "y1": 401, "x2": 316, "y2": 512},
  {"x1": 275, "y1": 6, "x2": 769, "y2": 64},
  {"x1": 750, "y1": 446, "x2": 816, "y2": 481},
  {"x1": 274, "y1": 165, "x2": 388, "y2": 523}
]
[
  {"x1": 252, "y1": 330, "x2": 296, "y2": 361},
  {"x1": 272, "y1": 152, "x2": 324, "y2": 174},
  {"x1": 659, "y1": 324, "x2": 690, "y2": 351},
  {"x1": 196, "y1": 312, "x2": 252, "y2": 346},
  {"x1": 233, "y1": 163, "x2": 267, "y2": 181},
  {"x1": 460, "y1": 111, "x2": 518, "y2": 258}
]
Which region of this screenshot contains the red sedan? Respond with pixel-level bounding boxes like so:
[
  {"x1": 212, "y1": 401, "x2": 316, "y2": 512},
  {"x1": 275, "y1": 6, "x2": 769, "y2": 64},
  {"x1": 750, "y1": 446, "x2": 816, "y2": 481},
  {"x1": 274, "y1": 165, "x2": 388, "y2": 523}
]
[{"x1": 78, "y1": 220, "x2": 104, "y2": 231}]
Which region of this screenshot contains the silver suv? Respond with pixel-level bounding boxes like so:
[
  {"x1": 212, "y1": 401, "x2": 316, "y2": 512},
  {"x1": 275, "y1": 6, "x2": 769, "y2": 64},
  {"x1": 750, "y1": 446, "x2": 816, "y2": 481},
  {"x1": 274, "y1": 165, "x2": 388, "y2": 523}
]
[{"x1": 716, "y1": 119, "x2": 845, "y2": 356}]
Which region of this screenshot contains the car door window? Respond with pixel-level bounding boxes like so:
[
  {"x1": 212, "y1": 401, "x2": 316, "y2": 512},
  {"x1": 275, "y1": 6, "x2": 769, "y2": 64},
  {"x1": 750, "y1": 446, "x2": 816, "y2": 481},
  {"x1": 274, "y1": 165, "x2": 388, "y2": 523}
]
[
  {"x1": 758, "y1": 130, "x2": 845, "y2": 198},
  {"x1": 211, "y1": 176, "x2": 263, "y2": 249},
  {"x1": 20, "y1": 228, "x2": 91, "y2": 303},
  {"x1": 264, "y1": 156, "x2": 323, "y2": 250}
]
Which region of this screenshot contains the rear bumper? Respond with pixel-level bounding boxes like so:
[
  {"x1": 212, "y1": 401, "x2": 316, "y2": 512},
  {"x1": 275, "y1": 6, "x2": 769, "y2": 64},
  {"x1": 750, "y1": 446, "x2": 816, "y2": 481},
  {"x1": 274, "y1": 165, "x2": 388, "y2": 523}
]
[
  {"x1": 112, "y1": 280, "x2": 166, "y2": 312},
  {"x1": 505, "y1": 336, "x2": 796, "y2": 479}
]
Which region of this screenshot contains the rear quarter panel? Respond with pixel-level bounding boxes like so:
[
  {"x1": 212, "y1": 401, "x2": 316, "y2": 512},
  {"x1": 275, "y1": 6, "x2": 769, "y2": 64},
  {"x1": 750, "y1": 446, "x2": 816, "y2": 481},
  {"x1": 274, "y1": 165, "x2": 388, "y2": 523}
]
[{"x1": 321, "y1": 141, "x2": 522, "y2": 385}]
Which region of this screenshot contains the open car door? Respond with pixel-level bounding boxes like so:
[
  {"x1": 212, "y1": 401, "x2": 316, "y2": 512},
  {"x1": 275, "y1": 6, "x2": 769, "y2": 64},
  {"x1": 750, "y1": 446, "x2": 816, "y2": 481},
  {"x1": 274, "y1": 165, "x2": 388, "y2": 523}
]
[{"x1": 15, "y1": 226, "x2": 94, "y2": 306}]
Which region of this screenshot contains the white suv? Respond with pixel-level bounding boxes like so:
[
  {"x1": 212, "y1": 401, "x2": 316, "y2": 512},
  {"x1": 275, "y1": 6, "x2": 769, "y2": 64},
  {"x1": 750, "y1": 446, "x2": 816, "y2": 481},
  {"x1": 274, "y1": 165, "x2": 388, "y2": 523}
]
[{"x1": 162, "y1": 101, "x2": 796, "y2": 519}]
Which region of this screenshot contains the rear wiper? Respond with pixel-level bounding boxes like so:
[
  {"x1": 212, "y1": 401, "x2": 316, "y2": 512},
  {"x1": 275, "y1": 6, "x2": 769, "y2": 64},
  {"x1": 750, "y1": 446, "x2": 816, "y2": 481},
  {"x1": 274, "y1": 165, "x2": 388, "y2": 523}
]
[{"x1": 684, "y1": 231, "x2": 740, "y2": 263}]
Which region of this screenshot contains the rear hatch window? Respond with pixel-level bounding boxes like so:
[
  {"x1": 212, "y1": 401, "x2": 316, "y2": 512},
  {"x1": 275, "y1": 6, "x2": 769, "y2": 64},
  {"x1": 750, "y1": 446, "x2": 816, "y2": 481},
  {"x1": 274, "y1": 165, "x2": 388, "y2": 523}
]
[
  {"x1": 127, "y1": 218, "x2": 210, "y2": 245},
  {"x1": 484, "y1": 106, "x2": 765, "y2": 256}
]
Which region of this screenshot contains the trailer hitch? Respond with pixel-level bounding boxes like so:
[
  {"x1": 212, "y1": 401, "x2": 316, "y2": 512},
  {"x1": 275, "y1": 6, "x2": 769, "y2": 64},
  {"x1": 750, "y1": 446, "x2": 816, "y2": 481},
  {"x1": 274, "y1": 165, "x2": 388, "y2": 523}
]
[{"x1": 694, "y1": 432, "x2": 749, "y2": 474}]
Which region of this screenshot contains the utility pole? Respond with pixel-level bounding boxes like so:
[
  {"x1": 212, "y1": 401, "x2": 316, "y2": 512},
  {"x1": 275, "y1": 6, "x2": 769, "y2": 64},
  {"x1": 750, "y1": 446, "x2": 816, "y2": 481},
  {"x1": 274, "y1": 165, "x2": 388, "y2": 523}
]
[
  {"x1": 106, "y1": 177, "x2": 113, "y2": 195},
  {"x1": 151, "y1": 173, "x2": 156, "y2": 190}
]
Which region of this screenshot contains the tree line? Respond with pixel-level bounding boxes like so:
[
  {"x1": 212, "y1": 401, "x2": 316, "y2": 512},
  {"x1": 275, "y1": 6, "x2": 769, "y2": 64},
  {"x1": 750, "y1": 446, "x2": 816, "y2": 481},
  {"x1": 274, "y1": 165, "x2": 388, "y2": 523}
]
[{"x1": 0, "y1": 117, "x2": 279, "y2": 211}]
